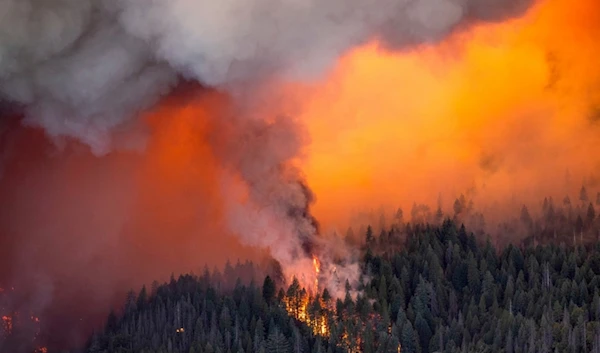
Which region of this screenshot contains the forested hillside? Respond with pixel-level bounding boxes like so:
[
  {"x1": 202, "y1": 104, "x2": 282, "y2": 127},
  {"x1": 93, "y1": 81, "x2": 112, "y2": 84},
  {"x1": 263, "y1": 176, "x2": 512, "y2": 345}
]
[{"x1": 82, "y1": 219, "x2": 600, "y2": 353}]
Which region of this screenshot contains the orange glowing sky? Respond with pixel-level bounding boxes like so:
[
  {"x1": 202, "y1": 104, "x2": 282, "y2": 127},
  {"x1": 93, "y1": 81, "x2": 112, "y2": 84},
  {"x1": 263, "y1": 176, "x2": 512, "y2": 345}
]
[
  {"x1": 296, "y1": 0, "x2": 600, "y2": 230},
  {"x1": 127, "y1": 0, "x2": 600, "y2": 238}
]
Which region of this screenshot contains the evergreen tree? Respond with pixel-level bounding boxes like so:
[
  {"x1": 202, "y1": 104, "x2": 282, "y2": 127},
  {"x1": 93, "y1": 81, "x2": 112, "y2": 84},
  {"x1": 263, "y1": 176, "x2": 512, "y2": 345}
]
[
  {"x1": 263, "y1": 276, "x2": 276, "y2": 304},
  {"x1": 401, "y1": 321, "x2": 421, "y2": 353},
  {"x1": 266, "y1": 328, "x2": 290, "y2": 353},
  {"x1": 587, "y1": 203, "x2": 596, "y2": 227},
  {"x1": 581, "y1": 186, "x2": 589, "y2": 204}
]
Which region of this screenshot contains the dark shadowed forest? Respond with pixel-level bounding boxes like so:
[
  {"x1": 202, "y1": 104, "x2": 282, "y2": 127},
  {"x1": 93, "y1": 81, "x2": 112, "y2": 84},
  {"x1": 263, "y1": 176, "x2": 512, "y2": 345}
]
[{"x1": 76, "y1": 191, "x2": 600, "y2": 353}]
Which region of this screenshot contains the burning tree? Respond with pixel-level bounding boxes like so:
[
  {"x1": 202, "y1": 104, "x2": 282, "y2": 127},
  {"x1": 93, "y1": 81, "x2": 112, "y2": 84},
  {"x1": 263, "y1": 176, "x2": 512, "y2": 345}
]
[{"x1": 280, "y1": 254, "x2": 401, "y2": 353}]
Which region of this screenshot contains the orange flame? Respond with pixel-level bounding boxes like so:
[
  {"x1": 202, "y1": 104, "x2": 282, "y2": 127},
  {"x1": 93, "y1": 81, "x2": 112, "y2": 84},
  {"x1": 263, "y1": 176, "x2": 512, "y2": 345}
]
[
  {"x1": 284, "y1": 255, "x2": 331, "y2": 337},
  {"x1": 312, "y1": 256, "x2": 320, "y2": 290}
]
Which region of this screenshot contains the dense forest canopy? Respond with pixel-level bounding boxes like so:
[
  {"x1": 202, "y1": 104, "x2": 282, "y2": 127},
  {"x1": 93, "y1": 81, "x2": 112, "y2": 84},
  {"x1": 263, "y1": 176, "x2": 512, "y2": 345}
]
[{"x1": 80, "y1": 215, "x2": 600, "y2": 353}]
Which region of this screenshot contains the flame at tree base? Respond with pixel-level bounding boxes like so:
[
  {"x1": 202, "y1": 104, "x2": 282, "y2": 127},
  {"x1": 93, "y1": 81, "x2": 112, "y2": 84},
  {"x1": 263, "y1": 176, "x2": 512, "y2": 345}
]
[
  {"x1": 282, "y1": 255, "x2": 402, "y2": 353},
  {"x1": 283, "y1": 255, "x2": 331, "y2": 337}
]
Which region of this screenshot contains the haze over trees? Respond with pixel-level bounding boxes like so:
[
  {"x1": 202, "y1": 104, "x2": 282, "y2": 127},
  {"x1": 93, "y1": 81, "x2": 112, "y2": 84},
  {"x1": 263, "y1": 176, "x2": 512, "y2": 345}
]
[
  {"x1": 81, "y1": 208, "x2": 600, "y2": 353},
  {"x1": 346, "y1": 184, "x2": 600, "y2": 250}
]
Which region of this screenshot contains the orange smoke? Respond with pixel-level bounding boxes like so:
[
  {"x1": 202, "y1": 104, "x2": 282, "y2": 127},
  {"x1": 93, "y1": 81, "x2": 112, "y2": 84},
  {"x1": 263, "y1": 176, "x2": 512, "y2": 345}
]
[
  {"x1": 0, "y1": 92, "x2": 262, "y2": 350},
  {"x1": 125, "y1": 91, "x2": 263, "y2": 280},
  {"x1": 94, "y1": 0, "x2": 600, "y2": 282},
  {"x1": 296, "y1": 0, "x2": 600, "y2": 229}
]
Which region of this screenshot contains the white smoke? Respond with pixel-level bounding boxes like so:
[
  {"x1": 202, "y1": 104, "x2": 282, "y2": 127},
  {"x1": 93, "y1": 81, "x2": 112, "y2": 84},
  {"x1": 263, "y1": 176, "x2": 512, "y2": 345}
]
[{"x1": 1, "y1": 0, "x2": 531, "y2": 147}]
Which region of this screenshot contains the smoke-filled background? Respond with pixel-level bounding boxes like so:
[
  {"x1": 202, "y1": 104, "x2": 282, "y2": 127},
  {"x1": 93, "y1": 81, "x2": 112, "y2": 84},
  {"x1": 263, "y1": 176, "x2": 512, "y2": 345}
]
[
  {"x1": 0, "y1": 0, "x2": 599, "y2": 350},
  {"x1": 302, "y1": 0, "x2": 600, "y2": 232}
]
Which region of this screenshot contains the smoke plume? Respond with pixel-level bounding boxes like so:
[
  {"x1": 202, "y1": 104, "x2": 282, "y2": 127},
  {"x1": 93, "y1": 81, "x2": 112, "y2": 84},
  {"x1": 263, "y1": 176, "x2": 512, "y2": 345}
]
[
  {"x1": 1, "y1": 0, "x2": 532, "y2": 151},
  {"x1": 0, "y1": 0, "x2": 545, "y2": 350}
]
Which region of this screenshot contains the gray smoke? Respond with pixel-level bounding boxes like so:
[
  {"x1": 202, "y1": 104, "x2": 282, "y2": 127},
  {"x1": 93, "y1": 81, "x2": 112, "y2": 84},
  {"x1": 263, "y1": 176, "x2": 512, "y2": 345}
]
[
  {"x1": 210, "y1": 113, "x2": 322, "y2": 283},
  {"x1": 0, "y1": 0, "x2": 533, "y2": 297},
  {"x1": 1, "y1": 0, "x2": 531, "y2": 149}
]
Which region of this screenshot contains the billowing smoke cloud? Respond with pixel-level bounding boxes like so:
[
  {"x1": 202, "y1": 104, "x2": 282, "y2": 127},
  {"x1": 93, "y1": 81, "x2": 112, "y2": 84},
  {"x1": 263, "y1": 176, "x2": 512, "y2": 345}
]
[
  {"x1": 0, "y1": 0, "x2": 538, "y2": 349},
  {"x1": 0, "y1": 1, "x2": 177, "y2": 154},
  {"x1": 1, "y1": 0, "x2": 532, "y2": 151}
]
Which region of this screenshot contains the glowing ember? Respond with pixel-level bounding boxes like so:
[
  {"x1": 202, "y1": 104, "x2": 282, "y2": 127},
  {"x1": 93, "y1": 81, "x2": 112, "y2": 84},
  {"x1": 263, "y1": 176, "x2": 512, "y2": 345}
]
[
  {"x1": 0, "y1": 286, "x2": 46, "y2": 352},
  {"x1": 2, "y1": 315, "x2": 13, "y2": 335}
]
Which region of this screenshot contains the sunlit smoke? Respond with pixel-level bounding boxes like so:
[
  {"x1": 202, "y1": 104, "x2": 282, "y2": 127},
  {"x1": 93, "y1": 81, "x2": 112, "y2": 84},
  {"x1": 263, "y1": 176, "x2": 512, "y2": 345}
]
[{"x1": 299, "y1": 0, "x2": 600, "y2": 234}]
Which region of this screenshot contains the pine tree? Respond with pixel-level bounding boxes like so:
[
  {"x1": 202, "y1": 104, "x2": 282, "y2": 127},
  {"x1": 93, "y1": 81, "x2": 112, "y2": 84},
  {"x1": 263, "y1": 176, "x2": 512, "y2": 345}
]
[
  {"x1": 581, "y1": 186, "x2": 589, "y2": 204},
  {"x1": 401, "y1": 321, "x2": 421, "y2": 353},
  {"x1": 587, "y1": 203, "x2": 596, "y2": 227},
  {"x1": 263, "y1": 276, "x2": 276, "y2": 304}
]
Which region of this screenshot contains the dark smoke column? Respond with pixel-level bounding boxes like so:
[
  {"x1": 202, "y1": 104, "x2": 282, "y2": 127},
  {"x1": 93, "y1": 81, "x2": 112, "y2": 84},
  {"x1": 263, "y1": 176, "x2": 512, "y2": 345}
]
[
  {"x1": 293, "y1": 181, "x2": 321, "y2": 258},
  {"x1": 209, "y1": 114, "x2": 323, "y2": 284}
]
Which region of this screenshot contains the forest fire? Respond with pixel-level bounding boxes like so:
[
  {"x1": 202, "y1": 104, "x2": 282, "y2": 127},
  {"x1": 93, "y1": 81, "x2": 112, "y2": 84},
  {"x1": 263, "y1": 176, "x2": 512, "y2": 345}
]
[
  {"x1": 0, "y1": 0, "x2": 598, "y2": 351},
  {"x1": 284, "y1": 282, "x2": 331, "y2": 338},
  {"x1": 280, "y1": 251, "x2": 403, "y2": 352},
  {"x1": 284, "y1": 255, "x2": 331, "y2": 337}
]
